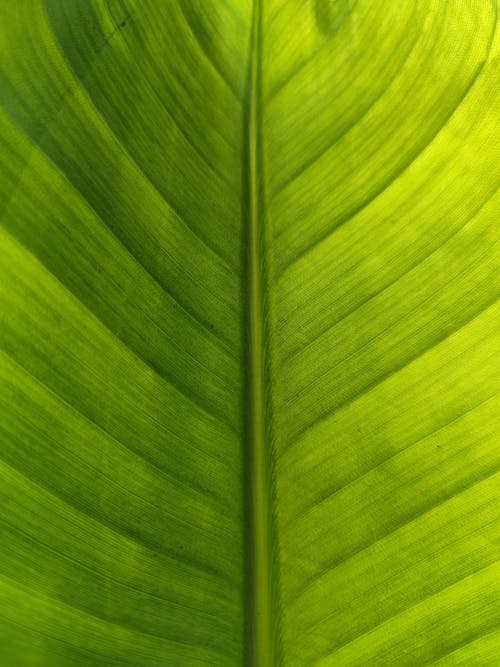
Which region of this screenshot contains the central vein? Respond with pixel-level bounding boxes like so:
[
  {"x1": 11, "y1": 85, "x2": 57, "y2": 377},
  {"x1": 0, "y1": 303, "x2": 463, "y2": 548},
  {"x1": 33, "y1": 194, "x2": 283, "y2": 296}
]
[{"x1": 244, "y1": 0, "x2": 274, "y2": 664}]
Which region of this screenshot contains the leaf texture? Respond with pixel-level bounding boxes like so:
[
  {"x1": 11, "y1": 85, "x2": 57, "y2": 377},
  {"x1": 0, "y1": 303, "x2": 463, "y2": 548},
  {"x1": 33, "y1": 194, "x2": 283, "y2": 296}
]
[{"x1": 0, "y1": 1, "x2": 499, "y2": 665}]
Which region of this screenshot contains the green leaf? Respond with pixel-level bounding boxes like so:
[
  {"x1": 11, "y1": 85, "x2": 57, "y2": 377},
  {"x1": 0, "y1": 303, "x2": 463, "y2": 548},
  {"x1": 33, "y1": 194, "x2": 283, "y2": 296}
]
[{"x1": 0, "y1": 1, "x2": 499, "y2": 665}]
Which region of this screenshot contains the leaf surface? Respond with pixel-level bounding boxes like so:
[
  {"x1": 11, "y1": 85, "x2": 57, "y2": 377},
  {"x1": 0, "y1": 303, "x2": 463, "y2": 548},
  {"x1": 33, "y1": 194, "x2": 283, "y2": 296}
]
[{"x1": 0, "y1": 1, "x2": 499, "y2": 665}]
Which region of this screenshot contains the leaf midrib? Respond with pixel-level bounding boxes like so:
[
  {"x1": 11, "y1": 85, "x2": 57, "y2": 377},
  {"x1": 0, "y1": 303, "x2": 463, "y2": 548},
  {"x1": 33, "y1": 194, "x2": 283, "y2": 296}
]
[{"x1": 243, "y1": 0, "x2": 274, "y2": 665}]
